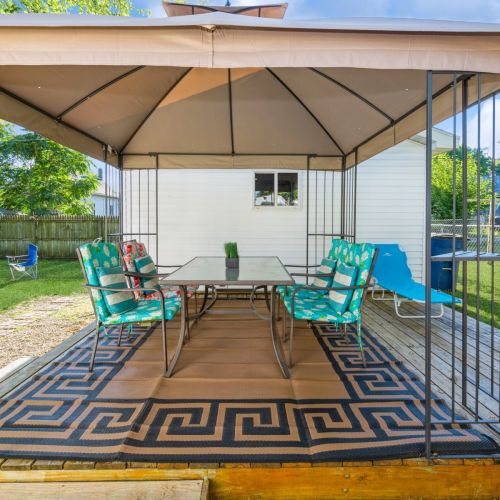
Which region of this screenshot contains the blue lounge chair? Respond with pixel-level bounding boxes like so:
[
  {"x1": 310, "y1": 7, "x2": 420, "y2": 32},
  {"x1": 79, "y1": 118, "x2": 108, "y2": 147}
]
[
  {"x1": 371, "y1": 244, "x2": 459, "y2": 319},
  {"x1": 7, "y1": 243, "x2": 38, "y2": 280}
]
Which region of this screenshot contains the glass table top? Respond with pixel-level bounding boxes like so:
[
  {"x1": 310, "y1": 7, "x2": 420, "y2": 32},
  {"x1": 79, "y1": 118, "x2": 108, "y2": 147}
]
[{"x1": 163, "y1": 256, "x2": 294, "y2": 286}]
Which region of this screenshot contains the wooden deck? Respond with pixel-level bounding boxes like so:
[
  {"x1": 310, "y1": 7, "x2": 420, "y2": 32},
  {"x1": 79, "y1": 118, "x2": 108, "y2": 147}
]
[
  {"x1": 0, "y1": 296, "x2": 498, "y2": 498},
  {"x1": 363, "y1": 296, "x2": 499, "y2": 436}
]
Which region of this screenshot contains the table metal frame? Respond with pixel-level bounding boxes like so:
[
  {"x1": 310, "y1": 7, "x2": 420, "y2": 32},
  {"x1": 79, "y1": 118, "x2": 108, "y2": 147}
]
[{"x1": 163, "y1": 256, "x2": 294, "y2": 378}]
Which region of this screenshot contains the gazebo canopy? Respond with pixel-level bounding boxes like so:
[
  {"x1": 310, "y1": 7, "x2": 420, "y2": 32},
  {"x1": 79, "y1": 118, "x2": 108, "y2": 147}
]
[
  {"x1": 162, "y1": 1, "x2": 288, "y2": 19},
  {"x1": 0, "y1": 12, "x2": 499, "y2": 169}
]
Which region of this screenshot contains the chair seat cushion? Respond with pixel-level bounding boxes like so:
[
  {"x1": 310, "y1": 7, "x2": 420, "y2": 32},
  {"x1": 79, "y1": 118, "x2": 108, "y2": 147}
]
[
  {"x1": 277, "y1": 285, "x2": 326, "y2": 300},
  {"x1": 96, "y1": 266, "x2": 137, "y2": 315},
  {"x1": 283, "y1": 295, "x2": 356, "y2": 323},
  {"x1": 103, "y1": 296, "x2": 181, "y2": 325},
  {"x1": 328, "y1": 262, "x2": 358, "y2": 314}
]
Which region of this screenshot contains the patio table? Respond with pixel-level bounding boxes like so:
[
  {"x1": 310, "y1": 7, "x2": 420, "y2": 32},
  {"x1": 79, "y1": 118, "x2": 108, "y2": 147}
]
[{"x1": 163, "y1": 256, "x2": 294, "y2": 378}]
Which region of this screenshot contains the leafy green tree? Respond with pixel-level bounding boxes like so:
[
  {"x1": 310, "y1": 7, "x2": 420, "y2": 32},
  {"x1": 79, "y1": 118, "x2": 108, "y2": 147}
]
[
  {"x1": 0, "y1": 125, "x2": 99, "y2": 215},
  {"x1": 432, "y1": 148, "x2": 491, "y2": 220},
  {"x1": 0, "y1": 0, "x2": 147, "y2": 16}
]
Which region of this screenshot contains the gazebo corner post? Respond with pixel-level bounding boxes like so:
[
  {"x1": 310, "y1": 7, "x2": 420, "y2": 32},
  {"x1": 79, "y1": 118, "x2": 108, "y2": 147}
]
[
  {"x1": 119, "y1": 153, "x2": 124, "y2": 242},
  {"x1": 155, "y1": 154, "x2": 159, "y2": 264},
  {"x1": 474, "y1": 74, "x2": 482, "y2": 419},
  {"x1": 461, "y1": 77, "x2": 469, "y2": 406},
  {"x1": 104, "y1": 145, "x2": 109, "y2": 242},
  {"x1": 490, "y1": 91, "x2": 496, "y2": 397},
  {"x1": 306, "y1": 155, "x2": 310, "y2": 284},
  {"x1": 353, "y1": 148, "x2": 358, "y2": 243},
  {"x1": 340, "y1": 156, "x2": 346, "y2": 239},
  {"x1": 424, "y1": 69, "x2": 434, "y2": 460}
]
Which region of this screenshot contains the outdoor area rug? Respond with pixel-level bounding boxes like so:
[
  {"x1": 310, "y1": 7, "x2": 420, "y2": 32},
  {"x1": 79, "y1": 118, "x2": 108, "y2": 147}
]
[{"x1": 0, "y1": 304, "x2": 497, "y2": 462}]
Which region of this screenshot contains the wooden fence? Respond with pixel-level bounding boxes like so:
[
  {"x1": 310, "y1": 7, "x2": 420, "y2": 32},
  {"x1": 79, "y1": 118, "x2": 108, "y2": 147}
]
[{"x1": 0, "y1": 215, "x2": 119, "y2": 259}]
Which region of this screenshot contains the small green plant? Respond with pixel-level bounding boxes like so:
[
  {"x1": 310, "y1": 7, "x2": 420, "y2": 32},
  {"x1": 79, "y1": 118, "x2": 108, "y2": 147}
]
[{"x1": 224, "y1": 242, "x2": 239, "y2": 259}]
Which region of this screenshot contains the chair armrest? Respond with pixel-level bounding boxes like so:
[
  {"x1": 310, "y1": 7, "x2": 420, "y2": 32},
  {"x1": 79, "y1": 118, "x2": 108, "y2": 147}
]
[
  {"x1": 156, "y1": 264, "x2": 183, "y2": 269},
  {"x1": 284, "y1": 263, "x2": 320, "y2": 269},
  {"x1": 289, "y1": 283, "x2": 369, "y2": 310},
  {"x1": 124, "y1": 271, "x2": 172, "y2": 279},
  {"x1": 84, "y1": 283, "x2": 168, "y2": 298},
  {"x1": 292, "y1": 283, "x2": 368, "y2": 295},
  {"x1": 290, "y1": 272, "x2": 335, "y2": 278},
  {"x1": 7, "y1": 254, "x2": 28, "y2": 261},
  {"x1": 84, "y1": 284, "x2": 173, "y2": 320}
]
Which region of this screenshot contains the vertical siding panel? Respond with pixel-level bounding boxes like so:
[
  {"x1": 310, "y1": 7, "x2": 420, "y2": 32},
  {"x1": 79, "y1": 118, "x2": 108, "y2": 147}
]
[{"x1": 122, "y1": 140, "x2": 426, "y2": 281}]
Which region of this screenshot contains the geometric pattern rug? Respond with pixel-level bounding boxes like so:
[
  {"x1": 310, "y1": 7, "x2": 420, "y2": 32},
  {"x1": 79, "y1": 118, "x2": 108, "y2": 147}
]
[{"x1": 0, "y1": 311, "x2": 497, "y2": 462}]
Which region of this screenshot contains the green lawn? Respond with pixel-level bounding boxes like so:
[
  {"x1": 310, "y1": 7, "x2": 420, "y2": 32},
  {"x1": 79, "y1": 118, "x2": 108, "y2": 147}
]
[
  {"x1": 0, "y1": 259, "x2": 85, "y2": 311},
  {"x1": 456, "y1": 261, "x2": 500, "y2": 329}
]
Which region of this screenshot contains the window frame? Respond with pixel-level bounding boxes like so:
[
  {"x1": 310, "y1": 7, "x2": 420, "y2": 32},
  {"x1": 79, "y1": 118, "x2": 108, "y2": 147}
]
[{"x1": 252, "y1": 170, "x2": 301, "y2": 209}]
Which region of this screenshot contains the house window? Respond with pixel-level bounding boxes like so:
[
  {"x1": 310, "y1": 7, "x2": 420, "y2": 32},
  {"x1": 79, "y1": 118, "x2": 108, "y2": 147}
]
[
  {"x1": 254, "y1": 172, "x2": 299, "y2": 207},
  {"x1": 97, "y1": 168, "x2": 103, "y2": 180}
]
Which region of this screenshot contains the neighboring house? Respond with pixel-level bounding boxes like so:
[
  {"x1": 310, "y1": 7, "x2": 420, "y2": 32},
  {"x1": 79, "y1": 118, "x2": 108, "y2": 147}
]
[
  {"x1": 125, "y1": 128, "x2": 453, "y2": 283},
  {"x1": 90, "y1": 166, "x2": 120, "y2": 216}
]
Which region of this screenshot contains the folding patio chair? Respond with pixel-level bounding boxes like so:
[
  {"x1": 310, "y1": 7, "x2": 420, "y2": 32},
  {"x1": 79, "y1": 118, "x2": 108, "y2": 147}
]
[
  {"x1": 77, "y1": 240, "x2": 186, "y2": 377},
  {"x1": 120, "y1": 239, "x2": 214, "y2": 318},
  {"x1": 283, "y1": 241, "x2": 378, "y2": 368},
  {"x1": 371, "y1": 243, "x2": 459, "y2": 319},
  {"x1": 7, "y1": 243, "x2": 38, "y2": 280}
]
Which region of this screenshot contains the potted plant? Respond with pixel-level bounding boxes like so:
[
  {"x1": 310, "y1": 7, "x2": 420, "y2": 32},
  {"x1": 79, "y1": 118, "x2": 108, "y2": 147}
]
[{"x1": 224, "y1": 242, "x2": 239, "y2": 268}]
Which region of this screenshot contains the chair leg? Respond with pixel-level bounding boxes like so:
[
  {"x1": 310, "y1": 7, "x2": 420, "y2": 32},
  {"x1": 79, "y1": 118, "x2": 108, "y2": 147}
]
[
  {"x1": 357, "y1": 320, "x2": 366, "y2": 368},
  {"x1": 161, "y1": 317, "x2": 168, "y2": 377},
  {"x1": 117, "y1": 324, "x2": 124, "y2": 346},
  {"x1": 184, "y1": 295, "x2": 190, "y2": 341},
  {"x1": 288, "y1": 314, "x2": 295, "y2": 368},
  {"x1": 264, "y1": 286, "x2": 271, "y2": 312},
  {"x1": 89, "y1": 321, "x2": 101, "y2": 372},
  {"x1": 282, "y1": 301, "x2": 288, "y2": 341},
  {"x1": 342, "y1": 323, "x2": 348, "y2": 341}
]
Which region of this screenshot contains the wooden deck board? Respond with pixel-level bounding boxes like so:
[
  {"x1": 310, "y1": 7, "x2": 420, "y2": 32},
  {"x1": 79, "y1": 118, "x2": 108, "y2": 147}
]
[
  {"x1": 362, "y1": 297, "x2": 499, "y2": 435},
  {"x1": 0, "y1": 479, "x2": 206, "y2": 500}
]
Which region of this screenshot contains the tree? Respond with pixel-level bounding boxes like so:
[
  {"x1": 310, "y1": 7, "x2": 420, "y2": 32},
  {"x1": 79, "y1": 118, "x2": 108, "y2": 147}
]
[
  {"x1": 0, "y1": 125, "x2": 99, "y2": 215},
  {"x1": 432, "y1": 148, "x2": 491, "y2": 220},
  {"x1": 0, "y1": 0, "x2": 148, "y2": 214},
  {"x1": 0, "y1": 0, "x2": 147, "y2": 16}
]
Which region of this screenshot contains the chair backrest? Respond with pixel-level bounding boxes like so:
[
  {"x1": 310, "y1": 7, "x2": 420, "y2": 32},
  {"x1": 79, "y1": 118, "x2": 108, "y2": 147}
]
[
  {"x1": 327, "y1": 239, "x2": 349, "y2": 260},
  {"x1": 77, "y1": 241, "x2": 121, "y2": 322},
  {"x1": 121, "y1": 240, "x2": 149, "y2": 272},
  {"x1": 26, "y1": 243, "x2": 38, "y2": 265},
  {"x1": 372, "y1": 243, "x2": 413, "y2": 291},
  {"x1": 338, "y1": 242, "x2": 378, "y2": 316}
]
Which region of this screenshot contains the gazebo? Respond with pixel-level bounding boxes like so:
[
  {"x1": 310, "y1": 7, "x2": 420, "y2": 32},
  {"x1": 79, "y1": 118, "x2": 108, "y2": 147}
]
[{"x1": 0, "y1": 4, "x2": 498, "y2": 496}]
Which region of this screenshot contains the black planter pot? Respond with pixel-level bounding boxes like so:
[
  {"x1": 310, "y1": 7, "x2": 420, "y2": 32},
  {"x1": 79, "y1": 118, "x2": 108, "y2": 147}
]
[{"x1": 225, "y1": 257, "x2": 239, "y2": 269}]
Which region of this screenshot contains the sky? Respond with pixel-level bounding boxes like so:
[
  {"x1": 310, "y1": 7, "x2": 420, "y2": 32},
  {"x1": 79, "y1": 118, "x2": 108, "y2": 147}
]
[{"x1": 140, "y1": 0, "x2": 500, "y2": 23}]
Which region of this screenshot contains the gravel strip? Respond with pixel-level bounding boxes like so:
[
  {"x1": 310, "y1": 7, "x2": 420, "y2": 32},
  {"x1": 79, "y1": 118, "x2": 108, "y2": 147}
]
[{"x1": 0, "y1": 294, "x2": 93, "y2": 370}]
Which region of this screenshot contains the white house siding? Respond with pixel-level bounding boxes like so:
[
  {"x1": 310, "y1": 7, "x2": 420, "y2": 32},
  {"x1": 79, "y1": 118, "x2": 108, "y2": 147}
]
[
  {"x1": 356, "y1": 140, "x2": 426, "y2": 282},
  {"x1": 122, "y1": 139, "x2": 425, "y2": 282}
]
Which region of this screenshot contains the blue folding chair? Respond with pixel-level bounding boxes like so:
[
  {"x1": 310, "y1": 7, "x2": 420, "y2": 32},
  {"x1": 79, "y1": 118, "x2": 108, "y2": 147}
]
[
  {"x1": 371, "y1": 244, "x2": 459, "y2": 319},
  {"x1": 7, "y1": 243, "x2": 38, "y2": 280}
]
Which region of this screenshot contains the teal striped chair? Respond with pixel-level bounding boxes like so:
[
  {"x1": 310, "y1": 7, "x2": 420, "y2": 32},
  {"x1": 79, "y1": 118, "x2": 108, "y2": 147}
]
[
  {"x1": 282, "y1": 241, "x2": 378, "y2": 367},
  {"x1": 278, "y1": 239, "x2": 349, "y2": 300},
  {"x1": 77, "y1": 241, "x2": 184, "y2": 377}
]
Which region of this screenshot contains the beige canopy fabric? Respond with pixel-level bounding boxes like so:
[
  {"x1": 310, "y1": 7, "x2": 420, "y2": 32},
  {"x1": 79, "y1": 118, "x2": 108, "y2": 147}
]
[{"x1": 0, "y1": 13, "x2": 499, "y2": 169}]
